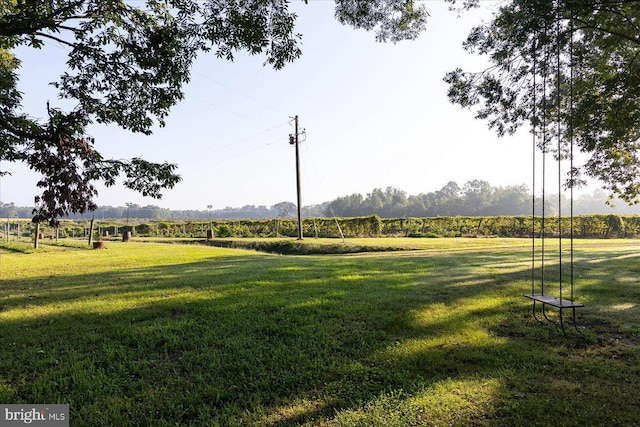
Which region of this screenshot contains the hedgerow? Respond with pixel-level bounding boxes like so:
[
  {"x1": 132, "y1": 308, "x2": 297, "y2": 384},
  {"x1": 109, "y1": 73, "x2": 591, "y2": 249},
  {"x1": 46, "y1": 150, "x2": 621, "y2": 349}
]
[{"x1": 2, "y1": 214, "x2": 638, "y2": 240}]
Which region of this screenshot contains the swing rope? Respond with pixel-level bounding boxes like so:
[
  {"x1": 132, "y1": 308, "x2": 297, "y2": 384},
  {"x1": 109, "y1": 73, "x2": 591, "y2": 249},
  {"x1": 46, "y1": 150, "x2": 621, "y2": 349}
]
[
  {"x1": 557, "y1": 0, "x2": 563, "y2": 304},
  {"x1": 526, "y1": 0, "x2": 583, "y2": 334},
  {"x1": 569, "y1": 0, "x2": 575, "y2": 304},
  {"x1": 541, "y1": 17, "x2": 549, "y2": 298},
  {"x1": 531, "y1": 36, "x2": 537, "y2": 298}
]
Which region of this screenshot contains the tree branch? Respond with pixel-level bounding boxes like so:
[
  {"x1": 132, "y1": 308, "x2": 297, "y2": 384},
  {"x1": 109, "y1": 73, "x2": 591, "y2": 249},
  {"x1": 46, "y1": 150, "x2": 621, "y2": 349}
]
[
  {"x1": 55, "y1": 24, "x2": 85, "y2": 34},
  {"x1": 0, "y1": 0, "x2": 89, "y2": 37},
  {"x1": 587, "y1": 4, "x2": 640, "y2": 34},
  {"x1": 572, "y1": 17, "x2": 640, "y2": 45},
  {"x1": 0, "y1": 116, "x2": 45, "y2": 142},
  {"x1": 33, "y1": 32, "x2": 78, "y2": 49}
]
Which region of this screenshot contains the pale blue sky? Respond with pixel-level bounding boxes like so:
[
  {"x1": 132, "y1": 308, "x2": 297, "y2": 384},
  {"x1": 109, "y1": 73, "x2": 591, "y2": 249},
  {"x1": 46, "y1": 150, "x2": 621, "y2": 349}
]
[{"x1": 0, "y1": 1, "x2": 605, "y2": 210}]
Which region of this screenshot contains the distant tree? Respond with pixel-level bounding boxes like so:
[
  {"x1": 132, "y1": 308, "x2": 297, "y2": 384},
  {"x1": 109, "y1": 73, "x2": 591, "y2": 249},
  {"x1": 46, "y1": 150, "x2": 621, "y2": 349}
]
[
  {"x1": 384, "y1": 187, "x2": 409, "y2": 217},
  {"x1": 490, "y1": 184, "x2": 530, "y2": 216},
  {"x1": 462, "y1": 179, "x2": 494, "y2": 215},
  {"x1": 406, "y1": 193, "x2": 430, "y2": 217},
  {"x1": 302, "y1": 203, "x2": 329, "y2": 218},
  {"x1": 574, "y1": 189, "x2": 640, "y2": 214},
  {"x1": 445, "y1": 0, "x2": 640, "y2": 204},
  {"x1": 434, "y1": 181, "x2": 462, "y2": 216},
  {"x1": 0, "y1": 201, "x2": 18, "y2": 218},
  {"x1": 327, "y1": 193, "x2": 365, "y2": 217},
  {"x1": 272, "y1": 201, "x2": 297, "y2": 218},
  {"x1": 1, "y1": 0, "x2": 428, "y2": 226},
  {"x1": 364, "y1": 188, "x2": 386, "y2": 213}
]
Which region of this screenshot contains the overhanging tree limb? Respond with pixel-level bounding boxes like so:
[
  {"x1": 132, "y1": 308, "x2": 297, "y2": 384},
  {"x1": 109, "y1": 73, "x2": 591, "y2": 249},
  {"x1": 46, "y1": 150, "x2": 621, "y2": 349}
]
[
  {"x1": 445, "y1": 0, "x2": 640, "y2": 204},
  {"x1": 2, "y1": 0, "x2": 430, "y2": 223}
]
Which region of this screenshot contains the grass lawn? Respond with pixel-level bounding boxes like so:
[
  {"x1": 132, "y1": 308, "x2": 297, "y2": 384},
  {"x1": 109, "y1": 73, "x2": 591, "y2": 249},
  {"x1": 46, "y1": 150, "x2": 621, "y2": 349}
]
[{"x1": 0, "y1": 238, "x2": 639, "y2": 426}]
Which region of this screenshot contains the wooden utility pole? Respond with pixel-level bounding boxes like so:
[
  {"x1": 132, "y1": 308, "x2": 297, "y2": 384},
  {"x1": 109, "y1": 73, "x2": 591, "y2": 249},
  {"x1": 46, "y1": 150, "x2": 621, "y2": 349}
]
[
  {"x1": 34, "y1": 222, "x2": 40, "y2": 249},
  {"x1": 290, "y1": 115, "x2": 303, "y2": 240},
  {"x1": 88, "y1": 216, "x2": 95, "y2": 247}
]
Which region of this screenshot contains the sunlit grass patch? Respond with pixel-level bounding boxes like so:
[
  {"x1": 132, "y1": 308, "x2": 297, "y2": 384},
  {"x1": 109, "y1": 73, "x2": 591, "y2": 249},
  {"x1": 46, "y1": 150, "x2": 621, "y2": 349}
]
[
  {"x1": 605, "y1": 303, "x2": 636, "y2": 311},
  {"x1": 330, "y1": 377, "x2": 501, "y2": 426},
  {"x1": 0, "y1": 239, "x2": 639, "y2": 425},
  {"x1": 409, "y1": 294, "x2": 507, "y2": 326},
  {"x1": 258, "y1": 397, "x2": 331, "y2": 425}
]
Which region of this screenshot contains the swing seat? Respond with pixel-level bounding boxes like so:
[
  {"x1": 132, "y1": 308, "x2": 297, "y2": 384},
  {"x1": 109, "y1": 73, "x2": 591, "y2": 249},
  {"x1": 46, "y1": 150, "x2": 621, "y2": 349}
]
[
  {"x1": 525, "y1": 293, "x2": 583, "y2": 308},
  {"x1": 525, "y1": 293, "x2": 583, "y2": 334}
]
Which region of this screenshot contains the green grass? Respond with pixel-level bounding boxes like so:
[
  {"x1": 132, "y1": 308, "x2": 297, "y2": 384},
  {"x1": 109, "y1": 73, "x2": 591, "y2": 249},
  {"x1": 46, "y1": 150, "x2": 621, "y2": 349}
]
[
  {"x1": 0, "y1": 238, "x2": 639, "y2": 426},
  {"x1": 140, "y1": 236, "x2": 540, "y2": 255}
]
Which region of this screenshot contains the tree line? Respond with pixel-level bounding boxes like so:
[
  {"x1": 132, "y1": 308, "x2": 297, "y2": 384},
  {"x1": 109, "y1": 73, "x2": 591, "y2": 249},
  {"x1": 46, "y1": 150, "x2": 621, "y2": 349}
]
[
  {"x1": 0, "y1": 200, "x2": 327, "y2": 220},
  {"x1": 2, "y1": 180, "x2": 639, "y2": 220},
  {"x1": 326, "y1": 181, "x2": 640, "y2": 218}
]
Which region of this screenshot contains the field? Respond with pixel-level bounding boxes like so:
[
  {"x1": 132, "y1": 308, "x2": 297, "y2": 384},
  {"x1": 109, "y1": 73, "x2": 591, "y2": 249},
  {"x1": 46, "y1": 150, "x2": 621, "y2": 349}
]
[{"x1": 1, "y1": 238, "x2": 639, "y2": 426}]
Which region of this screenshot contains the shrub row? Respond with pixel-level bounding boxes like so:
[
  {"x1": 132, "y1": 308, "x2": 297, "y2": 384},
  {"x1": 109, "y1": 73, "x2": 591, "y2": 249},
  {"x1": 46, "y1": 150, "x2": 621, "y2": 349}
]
[
  {"x1": 3, "y1": 214, "x2": 639, "y2": 240},
  {"x1": 386, "y1": 215, "x2": 640, "y2": 238},
  {"x1": 201, "y1": 239, "x2": 405, "y2": 255}
]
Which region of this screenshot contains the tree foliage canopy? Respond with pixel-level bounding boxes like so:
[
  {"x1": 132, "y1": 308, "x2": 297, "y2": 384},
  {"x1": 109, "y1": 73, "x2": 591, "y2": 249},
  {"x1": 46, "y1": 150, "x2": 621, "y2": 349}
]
[
  {"x1": 327, "y1": 181, "x2": 537, "y2": 218},
  {"x1": 1, "y1": 0, "x2": 428, "y2": 225},
  {"x1": 445, "y1": 0, "x2": 640, "y2": 204}
]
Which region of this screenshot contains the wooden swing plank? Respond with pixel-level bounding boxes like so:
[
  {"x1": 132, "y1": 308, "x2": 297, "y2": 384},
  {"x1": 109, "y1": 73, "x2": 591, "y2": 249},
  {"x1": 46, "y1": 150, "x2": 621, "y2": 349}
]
[{"x1": 525, "y1": 293, "x2": 584, "y2": 308}]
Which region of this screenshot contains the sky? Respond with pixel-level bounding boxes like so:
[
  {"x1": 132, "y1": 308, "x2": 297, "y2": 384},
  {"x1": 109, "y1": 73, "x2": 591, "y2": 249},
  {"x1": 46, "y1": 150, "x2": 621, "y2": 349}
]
[{"x1": 0, "y1": 1, "x2": 609, "y2": 211}]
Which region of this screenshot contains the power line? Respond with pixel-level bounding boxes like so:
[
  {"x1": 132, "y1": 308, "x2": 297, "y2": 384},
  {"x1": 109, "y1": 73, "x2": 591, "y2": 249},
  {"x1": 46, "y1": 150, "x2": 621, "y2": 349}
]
[
  {"x1": 193, "y1": 70, "x2": 287, "y2": 116},
  {"x1": 181, "y1": 121, "x2": 289, "y2": 166},
  {"x1": 189, "y1": 135, "x2": 289, "y2": 172}
]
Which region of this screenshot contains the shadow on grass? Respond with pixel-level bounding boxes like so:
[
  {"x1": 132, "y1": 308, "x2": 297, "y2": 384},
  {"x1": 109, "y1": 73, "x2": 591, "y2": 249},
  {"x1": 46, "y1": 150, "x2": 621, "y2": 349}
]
[{"x1": 1, "y1": 246, "x2": 639, "y2": 425}]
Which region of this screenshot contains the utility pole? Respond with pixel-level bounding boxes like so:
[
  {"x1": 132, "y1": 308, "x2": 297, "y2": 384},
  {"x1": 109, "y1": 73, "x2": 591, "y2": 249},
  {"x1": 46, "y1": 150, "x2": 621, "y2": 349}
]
[
  {"x1": 289, "y1": 115, "x2": 303, "y2": 240},
  {"x1": 207, "y1": 205, "x2": 213, "y2": 240}
]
